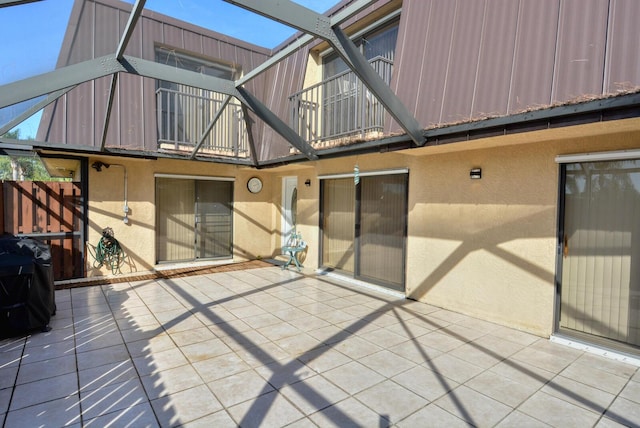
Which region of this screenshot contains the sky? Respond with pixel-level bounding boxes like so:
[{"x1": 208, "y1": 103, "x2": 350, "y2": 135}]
[{"x1": 1, "y1": 0, "x2": 339, "y2": 138}]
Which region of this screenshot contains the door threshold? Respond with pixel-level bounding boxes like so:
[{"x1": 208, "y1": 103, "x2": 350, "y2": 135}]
[
  {"x1": 316, "y1": 269, "x2": 405, "y2": 299},
  {"x1": 550, "y1": 334, "x2": 640, "y2": 367}
]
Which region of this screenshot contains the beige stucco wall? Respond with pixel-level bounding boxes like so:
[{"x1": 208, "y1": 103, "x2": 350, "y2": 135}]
[
  {"x1": 82, "y1": 118, "x2": 640, "y2": 339},
  {"x1": 86, "y1": 158, "x2": 279, "y2": 277},
  {"x1": 289, "y1": 118, "x2": 640, "y2": 337}
]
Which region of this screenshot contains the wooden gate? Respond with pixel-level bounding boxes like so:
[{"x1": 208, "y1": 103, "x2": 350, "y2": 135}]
[{"x1": 1, "y1": 181, "x2": 84, "y2": 280}]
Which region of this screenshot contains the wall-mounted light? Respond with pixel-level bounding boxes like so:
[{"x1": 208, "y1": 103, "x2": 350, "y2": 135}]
[
  {"x1": 470, "y1": 168, "x2": 482, "y2": 179},
  {"x1": 304, "y1": 179, "x2": 311, "y2": 187}
]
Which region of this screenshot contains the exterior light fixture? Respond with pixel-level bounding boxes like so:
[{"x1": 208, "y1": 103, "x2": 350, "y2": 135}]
[
  {"x1": 470, "y1": 168, "x2": 482, "y2": 179},
  {"x1": 305, "y1": 179, "x2": 311, "y2": 187}
]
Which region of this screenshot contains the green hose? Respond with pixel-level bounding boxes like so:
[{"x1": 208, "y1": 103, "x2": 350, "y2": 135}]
[{"x1": 92, "y1": 228, "x2": 125, "y2": 274}]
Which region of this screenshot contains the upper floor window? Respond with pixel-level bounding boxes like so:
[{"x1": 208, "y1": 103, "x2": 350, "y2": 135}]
[
  {"x1": 155, "y1": 47, "x2": 238, "y2": 80},
  {"x1": 323, "y1": 19, "x2": 399, "y2": 80}
]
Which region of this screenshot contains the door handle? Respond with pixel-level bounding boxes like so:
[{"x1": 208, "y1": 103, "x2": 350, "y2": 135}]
[{"x1": 563, "y1": 235, "x2": 569, "y2": 258}]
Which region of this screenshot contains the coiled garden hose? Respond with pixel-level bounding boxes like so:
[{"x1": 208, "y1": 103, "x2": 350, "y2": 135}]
[{"x1": 91, "y1": 228, "x2": 125, "y2": 274}]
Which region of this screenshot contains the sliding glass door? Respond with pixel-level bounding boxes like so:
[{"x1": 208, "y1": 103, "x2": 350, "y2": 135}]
[
  {"x1": 321, "y1": 172, "x2": 407, "y2": 291},
  {"x1": 156, "y1": 177, "x2": 233, "y2": 263},
  {"x1": 559, "y1": 160, "x2": 640, "y2": 350}
]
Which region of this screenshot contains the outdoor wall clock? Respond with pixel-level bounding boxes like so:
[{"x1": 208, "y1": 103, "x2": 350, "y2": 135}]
[{"x1": 247, "y1": 177, "x2": 263, "y2": 193}]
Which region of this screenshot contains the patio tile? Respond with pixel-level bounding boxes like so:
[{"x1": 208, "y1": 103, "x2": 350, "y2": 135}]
[
  {"x1": 133, "y1": 347, "x2": 189, "y2": 377},
  {"x1": 168, "y1": 326, "x2": 217, "y2": 347},
  {"x1": 243, "y1": 313, "x2": 283, "y2": 329},
  {"x1": 603, "y1": 395, "x2": 640, "y2": 427},
  {"x1": 540, "y1": 375, "x2": 615, "y2": 414},
  {"x1": 74, "y1": 329, "x2": 124, "y2": 354},
  {"x1": 16, "y1": 354, "x2": 77, "y2": 385},
  {"x1": 79, "y1": 358, "x2": 137, "y2": 392},
  {"x1": 511, "y1": 346, "x2": 575, "y2": 374},
  {"x1": 489, "y1": 325, "x2": 540, "y2": 346},
  {"x1": 192, "y1": 352, "x2": 251, "y2": 383},
  {"x1": 0, "y1": 366, "x2": 19, "y2": 390},
  {"x1": 359, "y1": 349, "x2": 416, "y2": 378},
  {"x1": 494, "y1": 410, "x2": 550, "y2": 427},
  {"x1": 180, "y1": 337, "x2": 233, "y2": 363},
  {"x1": 287, "y1": 314, "x2": 331, "y2": 332},
  {"x1": 384, "y1": 318, "x2": 435, "y2": 339},
  {"x1": 425, "y1": 354, "x2": 485, "y2": 384},
  {"x1": 560, "y1": 360, "x2": 632, "y2": 395},
  {"x1": 396, "y1": 403, "x2": 471, "y2": 427},
  {"x1": 79, "y1": 377, "x2": 148, "y2": 420},
  {"x1": 489, "y1": 359, "x2": 556, "y2": 389},
  {"x1": 323, "y1": 361, "x2": 385, "y2": 395},
  {"x1": 152, "y1": 384, "x2": 223, "y2": 428},
  {"x1": 234, "y1": 342, "x2": 291, "y2": 368},
  {"x1": 392, "y1": 365, "x2": 459, "y2": 402},
  {"x1": 354, "y1": 379, "x2": 428, "y2": 424},
  {"x1": 228, "y1": 390, "x2": 305, "y2": 428},
  {"x1": 10, "y1": 371, "x2": 78, "y2": 411},
  {"x1": 142, "y1": 363, "x2": 204, "y2": 399},
  {"x1": 179, "y1": 409, "x2": 237, "y2": 428},
  {"x1": 24, "y1": 325, "x2": 75, "y2": 347},
  {"x1": 518, "y1": 390, "x2": 601, "y2": 427},
  {"x1": 464, "y1": 370, "x2": 538, "y2": 408},
  {"x1": 0, "y1": 386, "x2": 12, "y2": 415},
  {"x1": 83, "y1": 401, "x2": 159, "y2": 428},
  {"x1": 358, "y1": 327, "x2": 408, "y2": 348},
  {"x1": 3, "y1": 266, "x2": 640, "y2": 428},
  {"x1": 387, "y1": 339, "x2": 442, "y2": 364},
  {"x1": 331, "y1": 335, "x2": 382, "y2": 359},
  {"x1": 619, "y1": 379, "x2": 640, "y2": 403},
  {"x1": 275, "y1": 332, "x2": 324, "y2": 357},
  {"x1": 207, "y1": 368, "x2": 274, "y2": 408},
  {"x1": 308, "y1": 396, "x2": 388, "y2": 428},
  {"x1": 126, "y1": 332, "x2": 176, "y2": 358},
  {"x1": 434, "y1": 385, "x2": 513, "y2": 427},
  {"x1": 76, "y1": 343, "x2": 130, "y2": 370},
  {"x1": 4, "y1": 395, "x2": 81, "y2": 427},
  {"x1": 417, "y1": 330, "x2": 467, "y2": 353},
  {"x1": 120, "y1": 323, "x2": 163, "y2": 343},
  {"x1": 255, "y1": 358, "x2": 315, "y2": 387},
  {"x1": 21, "y1": 339, "x2": 74, "y2": 364},
  {"x1": 295, "y1": 345, "x2": 352, "y2": 374},
  {"x1": 279, "y1": 374, "x2": 349, "y2": 415},
  {"x1": 258, "y1": 322, "x2": 303, "y2": 342}
]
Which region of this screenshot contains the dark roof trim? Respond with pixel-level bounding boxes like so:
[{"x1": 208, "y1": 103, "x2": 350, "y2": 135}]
[
  {"x1": 423, "y1": 92, "x2": 640, "y2": 145},
  {"x1": 257, "y1": 91, "x2": 640, "y2": 168}
]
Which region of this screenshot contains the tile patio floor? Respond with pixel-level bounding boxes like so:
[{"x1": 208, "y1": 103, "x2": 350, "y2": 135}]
[{"x1": 1, "y1": 266, "x2": 639, "y2": 427}]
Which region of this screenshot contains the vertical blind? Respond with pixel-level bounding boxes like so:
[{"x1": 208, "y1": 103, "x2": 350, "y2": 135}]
[
  {"x1": 156, "y1": 177, "x2": 233, "y2": 263},
  {"x1": 561, "y1": 160, "x2": 640, "y2": 347},
  {"x1": 321, "y1": 173, "x2": 407, "y2": 291},
  {"x1": 156, "y1": 177, "x2": 195, "y2": 262},
  {"x1": 322, "y1": 178, "x2": 356, "y2": 272}
]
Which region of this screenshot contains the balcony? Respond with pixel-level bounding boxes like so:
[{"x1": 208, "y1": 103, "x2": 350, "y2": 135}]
[
  {"x1": 289, "y1": 56, "x2": 393, "y2": 148},
  {"x1": 156, "y1": 87, "x2": 249, "y2": 157}
]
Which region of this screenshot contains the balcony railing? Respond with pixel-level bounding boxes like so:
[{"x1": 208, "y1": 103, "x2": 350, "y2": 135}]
[
  {"x1": 289, "y1": 56, "x2": 393, "y2": 147},
  {"x1": 156, "y1": 87, "x2": 249, "y2": 157}
]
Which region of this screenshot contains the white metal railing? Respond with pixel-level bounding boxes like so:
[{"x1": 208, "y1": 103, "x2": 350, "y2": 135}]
[
  {"x1": 156, "y1": 87, "x2": 249, "y2": 157},
  {"x1": 289, "y1": 56, "x2": 394, "y2": 145}
]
